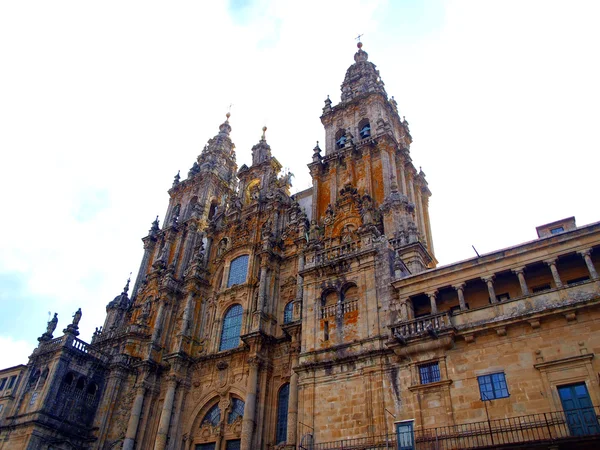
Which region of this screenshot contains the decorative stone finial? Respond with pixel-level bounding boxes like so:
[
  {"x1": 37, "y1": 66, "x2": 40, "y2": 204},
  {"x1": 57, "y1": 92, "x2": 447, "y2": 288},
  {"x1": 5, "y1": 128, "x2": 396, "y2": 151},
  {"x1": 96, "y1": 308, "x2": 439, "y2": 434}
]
[
  {"x1": 261, "y1": 126, "x2": 267, "y2": 141},
  {"x1": 123, "y1": 273, "x2": 132, "y2": 294},
  {"x1": 172, "y1": 170, "x2": 180, "y2": 187},
  {"x1": 149, "y1": 216, "x2": 160, "y2": 236}
]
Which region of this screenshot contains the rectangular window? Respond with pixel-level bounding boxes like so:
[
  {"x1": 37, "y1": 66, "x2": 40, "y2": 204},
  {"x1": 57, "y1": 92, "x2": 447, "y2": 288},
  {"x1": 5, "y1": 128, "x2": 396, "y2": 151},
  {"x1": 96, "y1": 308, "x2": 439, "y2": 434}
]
[
  {"x1": 550, "y1": 227, "x2": 564, "y2": 234},
  {"x1": 0, "y1": 378, "x2": 6, "y2": 390},
  {"x1": 7, "y1": 376, "x2": 16, "y2": 389},
  {"x1": 419, "y1": 362, "x2": 441, "y2": 384},
  {"x1": 497, "y1": 293, "x2": 510, "y2": 302},
  {"x1": 532, "y1": 284, "x2": 551, "y2": 293},
  {"x1": 323, "y1": 321, "x2": 329, "y2": 341},
  {"x1": 225, "y1": 440, "x2": 241, "y2": 450},
  {"x1": 478, "y1": 372, "x2": 509, "y2": 400},
  {"x1": 567, "y1": 276, "x2": 589, "y2": 286},
  {"x1": 195, "y1": 444, "x2": 216, "y2": 450},
  {"x1": 450, "y1": 304, "x2": 469, "y2": 315}
]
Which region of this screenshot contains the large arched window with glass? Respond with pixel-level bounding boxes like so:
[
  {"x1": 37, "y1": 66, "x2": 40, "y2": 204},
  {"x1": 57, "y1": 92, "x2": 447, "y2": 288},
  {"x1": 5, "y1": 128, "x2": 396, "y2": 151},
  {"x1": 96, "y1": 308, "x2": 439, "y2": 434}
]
[
  {"x1": 276, "y1": 383, "x2": 290, "y2": 444},
  {"x1": 219, "y1": 304, "x2": 244, "y2": 351},
  {"x1": 201, "y1": 403, "x2": 221, "y2": 427},
  {"x1": 227, "y1": 255, "x2": 249, "y2": 288},
  {"x1": 283, "y1": 302, "x2": 294, "y2": 324},
  {"x1": 228, "y1": 398, "x2": 245, "y2": 423}
]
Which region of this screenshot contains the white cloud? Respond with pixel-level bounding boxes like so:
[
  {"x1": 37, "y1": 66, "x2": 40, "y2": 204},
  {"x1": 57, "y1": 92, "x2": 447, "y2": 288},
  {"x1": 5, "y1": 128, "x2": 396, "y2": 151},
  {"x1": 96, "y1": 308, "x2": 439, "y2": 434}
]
[{"x1": 0, "y1": 336, "x2": 33, "y2": 368}]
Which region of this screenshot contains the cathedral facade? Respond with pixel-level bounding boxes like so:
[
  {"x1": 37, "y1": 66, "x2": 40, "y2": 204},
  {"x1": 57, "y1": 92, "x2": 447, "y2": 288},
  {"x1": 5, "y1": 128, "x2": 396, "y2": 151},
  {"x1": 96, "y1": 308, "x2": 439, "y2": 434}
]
[{"x1": 1, "y1": 44, "x2": 600, "y2": 450}]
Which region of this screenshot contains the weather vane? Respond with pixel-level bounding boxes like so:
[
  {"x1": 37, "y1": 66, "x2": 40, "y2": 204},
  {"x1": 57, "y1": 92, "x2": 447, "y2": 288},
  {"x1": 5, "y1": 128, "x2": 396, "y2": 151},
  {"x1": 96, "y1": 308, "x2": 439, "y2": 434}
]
[{"x1": 355, "y1": 33, "x2": 363, "y2": 43}]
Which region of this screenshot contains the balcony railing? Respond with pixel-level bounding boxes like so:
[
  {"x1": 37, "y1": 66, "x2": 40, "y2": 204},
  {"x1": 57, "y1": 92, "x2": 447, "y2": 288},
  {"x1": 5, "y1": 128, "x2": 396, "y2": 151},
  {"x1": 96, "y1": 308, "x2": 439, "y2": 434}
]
[
  {"x1": 309, "y1": 406, "x2": 600, "y2": 449},
  {"x1": 321, "y1": 299, "x2": 359, "y2": 319},
  {"x1": 311, "y1": 241, "x2": 360, "y2": 266},
  {"x1": 391, "y1": 311, "x2": 452, "y2": 340}
]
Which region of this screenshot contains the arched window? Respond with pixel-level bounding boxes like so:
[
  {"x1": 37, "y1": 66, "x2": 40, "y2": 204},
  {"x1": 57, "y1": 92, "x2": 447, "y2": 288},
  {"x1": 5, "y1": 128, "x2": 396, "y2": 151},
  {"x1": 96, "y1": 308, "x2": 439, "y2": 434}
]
[
  {"x1": 201, "y1": 404, "x2": 221, "y2": 427},
  {"x1": 322, "y1": 289, "x2": 338, "y2": 307},
  {"x1": 63, "y1": 372, "x2": 74, "y2": 386},
  {"x1": 283, "y1": 302, "x2": 294, "y2": 324},
  {"x1": 359, "y1": 119, "x2": 371, "y2": 139},
  {"x1": 219, "y1": 304, "x2": 244, "y2": 351},
  {"x1": 276, "y1": 384, "x2": 290, "y2": 444},
  {"x1": 335, "y1": 129, "x2": 347, "y2": 149},
  {"x1": 76, "y1": 376, "x2": 86, "y2": 390},
  {"x1": 342, "y1": 284, "x2": 359, "y2": 303},
  {"x1": 228, "y1": 398, "x2": 245, "y2": 423},
  {"x1": 87, "y1": 382, "x2": 98, "y2": 396},
  {"x1": 227, "y1": 255, "x2": 249, "y2": 287},
  {"x1": 208, "y1": 199, "x2": 219, "y2": 220}
]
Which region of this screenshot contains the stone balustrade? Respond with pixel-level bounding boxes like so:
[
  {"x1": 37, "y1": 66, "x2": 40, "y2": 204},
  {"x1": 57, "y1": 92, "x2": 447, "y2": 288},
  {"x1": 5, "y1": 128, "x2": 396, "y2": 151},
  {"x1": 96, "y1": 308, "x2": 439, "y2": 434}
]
[
  {"x1": 391, "y1": 311, "x2": 452, "y2": 339},
  {"x1": 321, "y1": 299, "x2": 359, "y2": 319},
  {"x1": 305, "y1": 240, "x2": 361, "y2": 268}
]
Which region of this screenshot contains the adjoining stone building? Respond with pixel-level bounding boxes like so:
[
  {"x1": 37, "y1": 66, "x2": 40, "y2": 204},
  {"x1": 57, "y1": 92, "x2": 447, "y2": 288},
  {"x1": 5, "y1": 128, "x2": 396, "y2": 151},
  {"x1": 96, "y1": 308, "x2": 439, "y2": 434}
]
[{"x1": 1, "y1": 43, "x2": 599, "y2": 450}]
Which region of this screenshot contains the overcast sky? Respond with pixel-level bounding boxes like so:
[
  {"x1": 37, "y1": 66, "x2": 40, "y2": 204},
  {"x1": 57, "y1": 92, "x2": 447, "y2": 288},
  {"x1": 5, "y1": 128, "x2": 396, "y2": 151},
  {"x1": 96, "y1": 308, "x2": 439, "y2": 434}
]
[{"x1": 1, "y1": 0, "x2": 599, "y2": 368}]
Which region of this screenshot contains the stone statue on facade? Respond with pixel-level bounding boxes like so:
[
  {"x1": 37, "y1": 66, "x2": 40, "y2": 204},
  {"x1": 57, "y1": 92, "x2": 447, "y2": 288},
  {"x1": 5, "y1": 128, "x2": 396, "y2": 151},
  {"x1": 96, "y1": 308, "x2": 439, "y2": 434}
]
[
  {"x1": 63, "y1": 308, "x2": 82, "y2": 336},
  {"x1": 38, "y1": 313, "x2": 58, "y2": 342}
]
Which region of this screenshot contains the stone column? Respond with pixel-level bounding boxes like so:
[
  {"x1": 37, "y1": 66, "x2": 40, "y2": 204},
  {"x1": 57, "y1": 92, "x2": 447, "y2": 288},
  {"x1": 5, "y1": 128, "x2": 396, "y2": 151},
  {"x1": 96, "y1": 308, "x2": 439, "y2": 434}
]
[
  {"x1": 123, "y1": 384, "x2": 147, "y2": 450},
  {"x1": 287, "y1": 343, "x2": 300, "y2": 445},
  {"x1": 408, "y1": 177, "x2": 416, "y2": 205},
  {"x1": 180, "y1": 293, "x2": 195, "y2": 337},
  {"x1": 399, "y1": 300, "x2": 409, "y2": 321},
  {"x1": 427, "y1": 291, "x2": 438, "y2": 315},
  {"x1": 453, "y1": 283, "x2": 467, "y2": 311},
  {"x1": 296, "y1": 254, "x2": 305, "y2": 302},
  {"x1": 512, "y1": 267, "x2": 529, "y2": 296},
  {"x1": 416, "y1": 188, "x2": 426, "y2": 241},
  {"x1": 204, "y1": 236, "x2": 213, "y2": 266},
  {"x1": 578, "y1": 249, "x2": 599, "y2": 280},
  {"x1": 544, "y1": 258, "x2": 563, "y2": 288},
  {"x1": 152, "y1": 301, "x2": 166, "y2": 344},
  {"x1": 154, "y1": 377, "x2": 178, "y2": 450},
  {"x1": 258, "y1": 263, "x2": 269, "y2": 312},
  {"x1": 240, "y1": 358, "x2": 261, "y2": 450},
  {"x1": 398, "y1": 157, "x2": 408, "y2": 196},
  {"x1": 133, "y1": 240, "x2": 155, "y2": 299},
  {"x1": 482, "y1": 276, "x2": 497, "y2": 303}
]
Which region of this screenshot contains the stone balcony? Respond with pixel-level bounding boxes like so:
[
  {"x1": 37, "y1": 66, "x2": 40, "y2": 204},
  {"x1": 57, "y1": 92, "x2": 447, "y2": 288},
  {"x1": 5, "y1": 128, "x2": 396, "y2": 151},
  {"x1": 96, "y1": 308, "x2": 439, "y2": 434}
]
[{"x1": 387, "y1": 278, "x2": 600, "y2": 355}]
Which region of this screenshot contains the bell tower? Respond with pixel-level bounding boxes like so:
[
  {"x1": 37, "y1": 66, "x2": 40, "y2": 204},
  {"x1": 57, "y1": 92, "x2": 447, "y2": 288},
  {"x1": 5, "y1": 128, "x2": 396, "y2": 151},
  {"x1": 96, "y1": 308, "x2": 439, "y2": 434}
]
[{"x1": 310, "y1": 42, "x2": 435, "y2": 272}]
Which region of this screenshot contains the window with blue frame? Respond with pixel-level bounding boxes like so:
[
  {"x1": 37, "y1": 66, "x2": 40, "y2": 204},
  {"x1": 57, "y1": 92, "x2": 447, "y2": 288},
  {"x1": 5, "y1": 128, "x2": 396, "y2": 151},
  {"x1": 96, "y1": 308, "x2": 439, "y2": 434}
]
[
  {"x1": 418, "y1": 362, "x2": 441, "y2": 384},
  {"x1": 276, "y1": 383, "x2": 290, "y2": 444},
  {"x1": 219, "y1": 304, "x2": 244, "y2": 351},
  {"x1": 201, "y1": 404, "x2": 221, "y2": 427},
  {"x1": 227, "y1": 255, "x2": 249, "y2": 288},
  {"x1": 283, "y1": 302, "x2": 294, "y2": 324},
  {"x1": 478, "y1": 372, "x2": 509, "y2": 400},
  {"x1": 228, "y1": 398, "x2": 245, "y2": 423}
]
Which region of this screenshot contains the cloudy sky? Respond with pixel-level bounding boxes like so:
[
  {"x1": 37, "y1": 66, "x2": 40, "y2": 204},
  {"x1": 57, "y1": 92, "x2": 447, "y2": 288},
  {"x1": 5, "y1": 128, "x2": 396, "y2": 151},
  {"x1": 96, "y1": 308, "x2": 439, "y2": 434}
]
[{"x1": 1, "y1": 0, "x2": 599, "y2": 368}]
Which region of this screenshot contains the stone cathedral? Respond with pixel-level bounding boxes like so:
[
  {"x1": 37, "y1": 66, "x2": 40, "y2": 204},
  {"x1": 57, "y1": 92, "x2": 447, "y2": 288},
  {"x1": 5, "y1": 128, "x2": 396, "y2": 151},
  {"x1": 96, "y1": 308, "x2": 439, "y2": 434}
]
[{"x1": 1, "y1": 43, "x2": 600, "y2": 450}]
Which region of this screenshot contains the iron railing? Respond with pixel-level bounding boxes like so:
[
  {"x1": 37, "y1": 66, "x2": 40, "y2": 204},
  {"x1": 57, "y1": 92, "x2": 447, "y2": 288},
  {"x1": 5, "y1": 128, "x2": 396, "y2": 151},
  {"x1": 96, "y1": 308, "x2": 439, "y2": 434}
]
[{"x1": 311, "y1": 406, "x2": 600, "y2": 449}]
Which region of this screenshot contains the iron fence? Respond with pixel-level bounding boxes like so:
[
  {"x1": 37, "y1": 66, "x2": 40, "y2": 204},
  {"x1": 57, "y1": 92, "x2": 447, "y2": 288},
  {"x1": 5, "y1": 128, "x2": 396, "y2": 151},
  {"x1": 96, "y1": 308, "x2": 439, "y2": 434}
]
[{"x1": 310, "y1": 406, "x2": 600, "y2": 450}]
